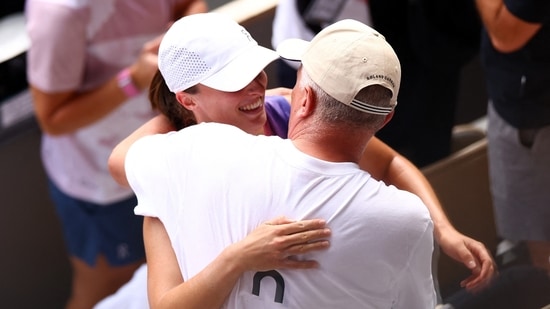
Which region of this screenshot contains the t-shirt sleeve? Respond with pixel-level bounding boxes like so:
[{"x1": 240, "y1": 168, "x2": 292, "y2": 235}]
[
  {"x1": 126, "y1": 123, "x2": 245, "y2": 218},
  {"x1": 26, "y1": 1, "x2": 87, "y2": 92},
  {"x1": 126, "y1": 134, "x2": 170, "y2": 218},
  {"x1": 393, "y1": 213, "x2": 436, "y2": 308}
]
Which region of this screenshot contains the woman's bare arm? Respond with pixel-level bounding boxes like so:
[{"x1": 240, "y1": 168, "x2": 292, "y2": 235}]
[
  {"x1": 145, "y1": 216, "x2": 330, "y2": 309},
  {"x1": 361, "y1": 137, "x2": 496, "y2": 291}
]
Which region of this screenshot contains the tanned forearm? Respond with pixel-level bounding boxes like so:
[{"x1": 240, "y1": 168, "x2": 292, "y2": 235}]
[
  {"x1": 360, "y1": 137, "x2": 452, "y2": 241},
  {"x1": 152, "y1": 248, "x2": 244, "y2": 309},
  {"x1": 380, "y1": 152, "x2": 452, "y2": 241},
  {"x1": 475, "y1": 0, "x2": 542, "y2": 52}
]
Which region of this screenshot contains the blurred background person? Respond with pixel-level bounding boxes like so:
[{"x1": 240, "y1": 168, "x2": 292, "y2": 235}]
[
  {"x1": 476, "y1": 0, "x2": 550, "y2": 276},
  {"x1": 25, "y1": 0, "x2": 207, "y2": 308}
]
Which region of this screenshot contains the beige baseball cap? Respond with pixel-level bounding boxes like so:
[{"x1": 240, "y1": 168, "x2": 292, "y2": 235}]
[{"x1": 277, "y1": 19, "x2": 401, "y2": 115}]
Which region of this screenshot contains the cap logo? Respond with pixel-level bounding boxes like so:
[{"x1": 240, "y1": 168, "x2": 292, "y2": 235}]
[{"x1": 366, "y1": 74, "x2": 395, "y2": 89}]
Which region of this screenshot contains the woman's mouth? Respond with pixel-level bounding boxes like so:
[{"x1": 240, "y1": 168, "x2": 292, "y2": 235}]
[{"x1": 239, "y1": 99, "x2": 263, "y2": 112}]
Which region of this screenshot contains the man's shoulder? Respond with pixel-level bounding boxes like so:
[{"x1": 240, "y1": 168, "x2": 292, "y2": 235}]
[{"x1": 369, "y1": 184, "x2": 432, "y2": 224}]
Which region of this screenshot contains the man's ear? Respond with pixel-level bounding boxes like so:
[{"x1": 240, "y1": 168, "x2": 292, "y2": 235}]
[
  {"x1": 176, "y1": 92, "x2": 195, "y2": 111},
  {"x1": 381, "y1": 109, "x2": 395, "y2": 128},
  {"x1": 298, "y1": 85, "x2": 316, "y2": 118}
]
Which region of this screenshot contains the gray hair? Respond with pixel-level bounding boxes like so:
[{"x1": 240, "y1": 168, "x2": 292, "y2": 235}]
[{"x1": 300, "y1": 70, "x2": 393, "y2": 132}]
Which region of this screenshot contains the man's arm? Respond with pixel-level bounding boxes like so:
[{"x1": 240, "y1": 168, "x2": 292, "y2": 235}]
[
  {"x1": 475, "y1": 0, "x2": 542, "y2": 52},
  {"x1": 361, "y1": 137, "x2": 496, "y2": 291}
]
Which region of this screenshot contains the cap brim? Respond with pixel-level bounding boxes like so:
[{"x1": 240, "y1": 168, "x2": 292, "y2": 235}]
[
  {"x1": 201, "y1": 44, "x2": 279, "y2": 92},
  {"x1": 276, "y1": 38, "x2": 310, "y2": 62}
]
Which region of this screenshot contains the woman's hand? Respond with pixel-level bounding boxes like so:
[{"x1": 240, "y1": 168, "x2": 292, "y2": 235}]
[
  {"x1": 227, "y1": 216, "x2": 331, "y2": 272},
  {"x1": 437, "y1": 226, "x2": 497, "y2": 291}
]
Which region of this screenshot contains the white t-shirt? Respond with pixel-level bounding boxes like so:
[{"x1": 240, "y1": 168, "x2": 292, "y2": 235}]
[
  {"x1": 26, "y1": 0, "x2": 184, "y2": 204},
  {"x1": 127, "y1": 123, "x2": 436, "y2": 308}
]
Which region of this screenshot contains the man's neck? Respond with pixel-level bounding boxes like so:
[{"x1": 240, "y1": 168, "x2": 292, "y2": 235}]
[{"x1": 290, "y1": 128, "x2": 371, "y2": 164}]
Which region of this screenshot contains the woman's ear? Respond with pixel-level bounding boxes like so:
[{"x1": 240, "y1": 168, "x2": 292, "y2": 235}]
[{"x1": 176, "y1": 92, "x2": 195, "y2": 111}]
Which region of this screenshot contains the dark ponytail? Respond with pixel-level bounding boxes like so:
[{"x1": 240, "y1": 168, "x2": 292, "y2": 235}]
[{"x1": 149, "y1": 70, "x2": 197, "y2": 130}]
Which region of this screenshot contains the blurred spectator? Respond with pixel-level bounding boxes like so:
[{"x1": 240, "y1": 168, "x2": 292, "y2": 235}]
[
  {"x1": 475, "y1": 0, "x2": 550, "y2": 276},
  {"x1": 25, "y1": 1, "x2": 207, "y2": 308}
]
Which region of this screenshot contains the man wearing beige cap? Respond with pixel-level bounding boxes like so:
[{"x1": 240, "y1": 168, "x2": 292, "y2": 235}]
[{"x1": 119, "y1": 17, "x2": 436, "y2": 308}]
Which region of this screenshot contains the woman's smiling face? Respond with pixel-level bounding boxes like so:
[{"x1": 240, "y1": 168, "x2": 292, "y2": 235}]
[{"x1": 182, "y1": 71, "x2": 269, "y2": 135}]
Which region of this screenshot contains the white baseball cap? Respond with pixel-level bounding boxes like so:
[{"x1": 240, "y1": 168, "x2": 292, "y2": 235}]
[
  {"x1": 277, "y1": 19, "x2": 401, "y2": 115},
  {"x1": 158, "y1": 13, "x2": 279, "y2": 93}
]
